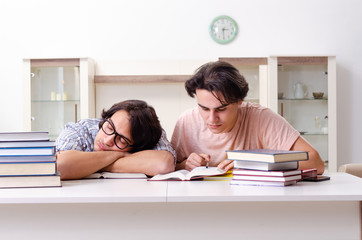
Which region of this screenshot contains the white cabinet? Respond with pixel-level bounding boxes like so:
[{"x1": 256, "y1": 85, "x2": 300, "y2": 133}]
[
  {"x1": 219, "y1": 56, "x2": 337, "y2": 172},
  {"x1": 23, "y1": 58, "x2": 95, "y2": 140},
  {"x1": 268, "y1": 56, "x2": 337, "y2": 172}
]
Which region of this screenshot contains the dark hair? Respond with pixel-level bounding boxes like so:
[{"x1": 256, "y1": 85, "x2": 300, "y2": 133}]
[
  {"x1": 99, "y1": 100, "x2": 162, "y2": 153},
  {"x1": 185, "y1": 61, "x2": 249, "y2": 104}
]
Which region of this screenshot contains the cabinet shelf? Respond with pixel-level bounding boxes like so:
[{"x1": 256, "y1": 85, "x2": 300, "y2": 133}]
[
  {"x1": 300, "y1": 132, "x2": 328, "y2": 136},
  {"x1": 278, "y1": 98, "x2": 328, "y2": 101},
  {"x1": 32, "y1": 100, "x2": 80, "y2": 103}
]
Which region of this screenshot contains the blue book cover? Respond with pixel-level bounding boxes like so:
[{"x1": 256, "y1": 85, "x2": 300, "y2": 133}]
[{"x1": 0, "y1": 147, "x2": 55, "y2": 156}]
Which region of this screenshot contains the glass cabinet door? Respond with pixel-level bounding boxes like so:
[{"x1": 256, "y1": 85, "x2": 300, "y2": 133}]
[
  {"x1": 269, "y1": 56, "x2": 337, "y2": 172},
  {"x1": 219, "y1": 58, "x2": 268, "y2": 107},
  {"x1": 23, "y1": 58, "x2": 95, "y2": 141},
  {"x1": 30, "y1": 66, "x2": 80, "y2": 140}
]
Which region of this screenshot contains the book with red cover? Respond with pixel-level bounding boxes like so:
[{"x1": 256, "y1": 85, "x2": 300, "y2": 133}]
[
  {"x1": 233, "y1": 168, "x2": 302, "y2": 177},
  {"x1": 302, "y1": 168, "x2": 318, "y2": 179},
  {"x1": 232, "y1": 174, "x2": 301, "y2": 182}
]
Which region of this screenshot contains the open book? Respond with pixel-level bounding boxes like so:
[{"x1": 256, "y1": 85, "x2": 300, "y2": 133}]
[
  {"x1": 84, "y1": 172, "x2": 148, "y2": 179},
  {"x1": 149, "y1": 166, "x2": 226, "y2": 181}
]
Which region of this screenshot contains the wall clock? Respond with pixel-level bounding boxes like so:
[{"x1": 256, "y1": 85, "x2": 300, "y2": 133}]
[{"x1": 209, "y1": 15, "x2": 238, "y2": 44}]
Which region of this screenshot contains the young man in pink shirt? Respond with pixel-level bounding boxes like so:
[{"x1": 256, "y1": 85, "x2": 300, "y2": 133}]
[{"x1": 171, "y1": 61, "x2": 325, "y2": 174}]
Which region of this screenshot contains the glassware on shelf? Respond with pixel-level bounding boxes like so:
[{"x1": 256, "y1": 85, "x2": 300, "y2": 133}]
[
  {"x1": 321, "y1": 116, "x2": 328, "y2": 134},
  {"x1": 314, "y1": 115, "x2": 321, "y2": 129}
]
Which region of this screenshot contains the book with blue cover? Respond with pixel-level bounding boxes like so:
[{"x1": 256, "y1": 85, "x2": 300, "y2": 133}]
[{"x1": 0, "y1": 147, "x2": 55, "y2": 156}]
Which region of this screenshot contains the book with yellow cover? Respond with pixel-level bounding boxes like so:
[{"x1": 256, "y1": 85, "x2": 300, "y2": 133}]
[{"x1": 203, "y1": 170, "x2": 233, "y2": 181}]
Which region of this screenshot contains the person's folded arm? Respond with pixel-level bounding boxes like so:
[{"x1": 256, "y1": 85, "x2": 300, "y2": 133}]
[
  {"x1": 176, "y1": 160, "x2": 186, "y2": 170},
  {"x1": 102, "y1": 150, "x2": 175, "y2": 176},
  {"x1": 103, "y1": 129, "x2": 176, "y2": 176},
  {"x1": 56, "y1": 150, "x2": 127, "y2": 180},
  {"x1": 290, "y1": 136, "x2": 325, "y2": 174}
]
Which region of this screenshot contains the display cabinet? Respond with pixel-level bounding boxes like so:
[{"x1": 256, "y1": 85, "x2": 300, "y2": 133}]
[
  {"x1": 268, "y1": 56, "x2": 337, "y2": 172},
  {"x1": 219, "y1": 57, "x2": 269, "y2": 107},
  {"x1": 23, "y1": 58, "x2": 95, "y2": 140}
]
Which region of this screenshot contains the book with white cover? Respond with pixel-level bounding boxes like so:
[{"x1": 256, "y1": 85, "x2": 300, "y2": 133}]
[
  {"x1": 232, "y1": 159, "x2": 299, "y2": 171},
  {"x1": 0, "y1": 162, "x2": 56, "y2": 176},
  {"x1": 227, "y1": 149, "x2": 308, "y2": 163},
  {"x1": 0, "y1": 155, "x2": 56, "y2": 163},
  {"x1": 0, "y1": 174, "x2": 61, "y2": 188}
]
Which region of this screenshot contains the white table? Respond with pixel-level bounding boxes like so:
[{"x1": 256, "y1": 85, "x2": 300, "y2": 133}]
[{"x1": 0, "y1": 173, "x2": 361, "y2": 240}]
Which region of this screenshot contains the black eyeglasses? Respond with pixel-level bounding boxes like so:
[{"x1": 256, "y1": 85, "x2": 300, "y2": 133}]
[{"x1": 101, "y1": 119, "x2": 133, "y2": 150}]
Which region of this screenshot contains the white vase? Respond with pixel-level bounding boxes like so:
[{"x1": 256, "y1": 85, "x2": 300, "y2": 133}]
[{"x1": 294, "y1": 82, "x2": 307, "y2": 99}]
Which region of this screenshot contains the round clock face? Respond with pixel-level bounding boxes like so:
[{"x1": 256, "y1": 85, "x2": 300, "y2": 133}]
[{"x1": 209, "y1": 15, "x2": 238, "y2": 44}]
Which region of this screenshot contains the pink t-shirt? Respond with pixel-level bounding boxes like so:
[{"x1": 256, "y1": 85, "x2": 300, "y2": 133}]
[{"x1": 171, "y1": 102, "x2": 300, "y2": 166}]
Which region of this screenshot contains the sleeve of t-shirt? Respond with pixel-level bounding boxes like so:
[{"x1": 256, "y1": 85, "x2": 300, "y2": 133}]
[
  {"x1": 153, "y1": 129, "x2": 177, "y2": 164},
  {"x1": 257, "y1": 108, "x2": 300, "y2": 150},
  {"x1": 55, "y1": 122, "x2": 92, "y2": 152},
  {"x1": 171, "y1": 116, "x2": 188, "y2": 164}
]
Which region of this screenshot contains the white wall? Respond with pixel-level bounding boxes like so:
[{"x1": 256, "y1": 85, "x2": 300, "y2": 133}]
[{"x1": 0, "y1": 0, "x2": 361, "y2": 167}]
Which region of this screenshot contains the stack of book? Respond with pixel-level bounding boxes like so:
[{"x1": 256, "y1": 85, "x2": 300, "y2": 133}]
[
  {"x1": 227, "y1": 149, "x2": 308, "y2": 187},
  {"x1": 0, "y1": 131, "x2": 61, "y2": 188}
]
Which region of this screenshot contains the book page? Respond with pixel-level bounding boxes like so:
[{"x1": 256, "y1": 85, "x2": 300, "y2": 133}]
[
  {"x1": 149, "y1": 167, "x2": 226, "y2": 181},
  {"x1": 149, "y1": 170, "x2": 189, "y2": 181},
  {"x1": 84, "y1": 172, "x2": 147, "y2": 179},
  {"x1": 186, "y1": 167, "x2": 226, "y2": 180},
  {"x1": 102, "y1": 172, "x2": 147, "y2": 179}
]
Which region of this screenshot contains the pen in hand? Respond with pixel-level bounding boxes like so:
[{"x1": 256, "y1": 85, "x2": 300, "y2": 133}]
[{"x1": 200, "y1": 153, "x2": 210, "y2": 168}]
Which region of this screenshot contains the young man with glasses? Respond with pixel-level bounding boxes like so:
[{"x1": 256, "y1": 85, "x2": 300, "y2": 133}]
[
  {"x1": 171, "y1": 61, "x2": 325, "y2": 174},
  {"x1": 56, "y1": 100, "x2": 175, "y2": 179}
]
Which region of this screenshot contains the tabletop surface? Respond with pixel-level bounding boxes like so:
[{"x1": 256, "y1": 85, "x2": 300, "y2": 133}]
[{"x1": 0, "y1": 172, "x2": 362, "y2": 204}]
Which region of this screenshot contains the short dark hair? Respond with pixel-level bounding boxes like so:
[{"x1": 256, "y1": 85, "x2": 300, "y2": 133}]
[
  {"x1": 99, "y1": 100, "x2": 162, "y2": 153},
  {"x1": 185, "y1": 61, "x2": 249, "y2": 104}
]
